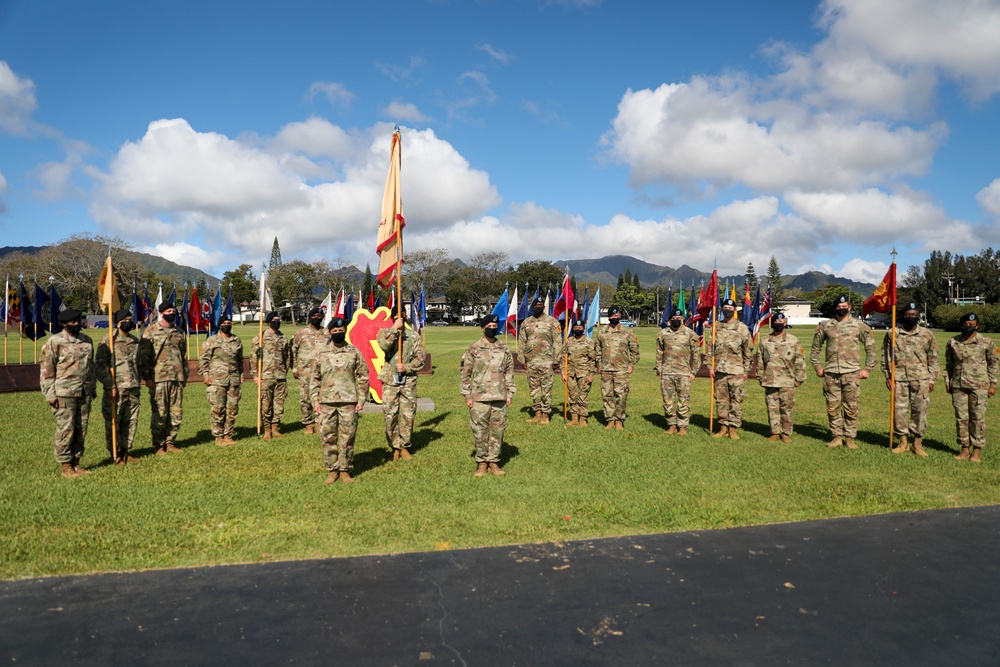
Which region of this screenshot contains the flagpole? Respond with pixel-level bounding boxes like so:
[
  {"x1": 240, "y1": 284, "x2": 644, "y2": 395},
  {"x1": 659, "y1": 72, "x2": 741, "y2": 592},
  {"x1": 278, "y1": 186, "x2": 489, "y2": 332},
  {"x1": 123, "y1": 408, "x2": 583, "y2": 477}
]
[
  {"x1": 563, "y1": 268, "x2": 570, "y2": 425},
  {"x1": 3, "y1": 275, "x2": 8, "y2": 365},
  {"x1": 709, "y1": 300, "x2": 717, "y2": 434},
  {"x1": 888, "y1": 256, "x2": 897, "y2": 447},
  {"x1": 257, "y1": 273, "x2": 266, "y2": 436}
]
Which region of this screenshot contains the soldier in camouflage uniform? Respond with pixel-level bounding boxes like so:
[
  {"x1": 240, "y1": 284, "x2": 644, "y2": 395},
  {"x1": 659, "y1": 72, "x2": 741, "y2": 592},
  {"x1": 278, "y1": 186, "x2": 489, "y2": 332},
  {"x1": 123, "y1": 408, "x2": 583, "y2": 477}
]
[
  {"x1": 252, "y1": 311, "x2": 291, "y2": 440},
  {"x1": 882, "y1": 303, "x2": 938, "y2": 457},
  {"x1": 310, "y1": 317, "x2": 369, "y2": 484},
  {"x1": 377, "y1": 315, "x2": 426, "y2": 459},
  {"x1": 199, "y1": 314, "x2": 244, "y2": 446},
  {"x1": 95, "y1": 309, "x2": 141, "y2": 463},
  {"x1": 139, "y1": 301, "x2": 188, "y2": 455},
  {"x1": 561, "y1": 319, "x2": 596, "y2": 427},
  {"x1": 810, "y1": 296, "x2": 876, "y2": 450},
  {"x1": 595, "y1": 305, "x2": 639, "y2": 430},
  {"x1": 40, "y1": 309, "x2": 96, "y2": 478},
  {"x1": 461, "y1": 314, "x2": 516, "y2": 477},
  {"x1": 945, "y1": 313, "x2": 998, "y2": 463},
  {"x1": 519, "y1": 297, "x2": 562, "y2": 424},
  {"x1": 656, "y1": 308, "x2": 700, "y2": 435},
  {"x1": 706, "y1": 299, "x2": 753, "y2": 440},
  {"x1": 755, "y1": 313, "x2": 806, "y2": 442},
  {"x1": 291, "y1": 307, "x2": 329, "y2": 435}
]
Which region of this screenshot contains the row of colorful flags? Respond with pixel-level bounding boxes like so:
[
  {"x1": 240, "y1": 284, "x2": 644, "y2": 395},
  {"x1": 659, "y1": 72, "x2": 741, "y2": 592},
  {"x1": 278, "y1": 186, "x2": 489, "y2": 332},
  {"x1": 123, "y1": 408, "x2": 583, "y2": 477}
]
[{"x1": 1, "y1": 277, "x2": 65, "y2": 340}]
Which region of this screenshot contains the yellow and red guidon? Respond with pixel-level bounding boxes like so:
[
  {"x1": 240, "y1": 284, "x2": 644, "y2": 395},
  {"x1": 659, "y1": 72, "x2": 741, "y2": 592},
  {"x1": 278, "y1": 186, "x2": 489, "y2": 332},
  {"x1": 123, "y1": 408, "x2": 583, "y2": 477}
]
[{"x1": 376, "y1": 130, "x2": 404, "y2": 290}]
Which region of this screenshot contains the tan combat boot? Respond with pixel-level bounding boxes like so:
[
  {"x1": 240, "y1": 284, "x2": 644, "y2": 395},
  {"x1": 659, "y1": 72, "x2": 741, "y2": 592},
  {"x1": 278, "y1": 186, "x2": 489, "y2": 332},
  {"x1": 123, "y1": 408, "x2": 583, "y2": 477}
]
[
  {"x1": 970, "y1": 447, "x2": 983, "y2": 463},
  {"x1": 891, "y1": 435, "x2": 910, "y2": 454},
  {"x1": 665, "y1": 425, "x2": 678, "y2": 435},
  {"x1": 780, "y1": 434, "x2": 792, "y2": 443},
  {"x1": 579, "y1": 416, "x2": 588, "y2": 427},
  {"x1": 615, "y1": 419, "x2": 624, "y2": 431},
  {"x1": 728, "y1": 428, "x2": 740, "y2": 441},
  {"x1": 845, "y1": 437, "x2": 858, "y2": 450},
  {"x1": 391, "y1": 448, "x2": 400, "y2": 461},
  {"x1": 955, "y1": 446, "x2": 971, "y2": 460},
  {"x1": 72, "y1": 459, "x2": 92, "y2": 475},
  {"x1": 712, "y1": 426, "x2": 729, "y2": 439},
  {"x1": 540, "y1": 413, "x2": 550, "y2": 425},
  {"x1": 271, "y1": 423, "x2": 284, "y2": 438},
  {"x1": 215, "y1": 437, "x2": 226, "y2": 446},
  {"x1": 323, "y1": 471, "x2": 339, "y2": 485},
  {"x1": 474, "y1": 462, "x2": 489, "y2": 477},
  {"x1": 766, "y1": 434, "x2": 780, "y2": 442},
  {"x1": 677, "y1": 426, "x2": 688, "y2": 436},
  {"x1": 568, "y1": 414, "x2": 579, "y2": 426},
  {"x1": 827, "y1": 436, "x2": 842, "y2": 448},
  {"x1": 262, "y1": 425, "x2": 272, "y2": 441},
  {"x1": 912, "y1": 437, "x2": 928, "y2": 458},
  {"x1": 605, "y1": 419, "x2": 615, "y2": 430},
  {"x1": 61, "y1": 462, "x2": 79, "y2": 478},
  {"x1": 488, "y1": 462, "x2": 506, "y2": 476},
  {"x1": 398, "y1": 448, "x2": 412, "y2": 460},
  {"x1": 526, "y1": 411, "x2": 542, "y2": 424},
  {"x1": 339, "y1": 470, "x2": 353, "y2": 483}
]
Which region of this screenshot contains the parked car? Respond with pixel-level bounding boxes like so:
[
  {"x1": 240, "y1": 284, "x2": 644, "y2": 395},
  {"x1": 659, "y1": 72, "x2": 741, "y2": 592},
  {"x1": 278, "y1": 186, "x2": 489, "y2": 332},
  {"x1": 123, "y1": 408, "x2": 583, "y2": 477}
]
[
  {"x1": 430, "y1": 320, "x2": 450, "y2": 326},
  {"x1": 863, "y1": 318, "x2": 889, "y2": 330},
  {"x1": 620, "y1": 320, "x2": 637, "y2": 327}
]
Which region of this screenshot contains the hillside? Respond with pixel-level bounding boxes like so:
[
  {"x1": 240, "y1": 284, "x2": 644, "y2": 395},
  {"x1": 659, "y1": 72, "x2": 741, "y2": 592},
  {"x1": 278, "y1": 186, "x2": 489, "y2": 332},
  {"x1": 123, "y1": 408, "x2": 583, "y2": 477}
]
[{"x1": 1, "y1": 245, "x2": 219, "y2": 285}]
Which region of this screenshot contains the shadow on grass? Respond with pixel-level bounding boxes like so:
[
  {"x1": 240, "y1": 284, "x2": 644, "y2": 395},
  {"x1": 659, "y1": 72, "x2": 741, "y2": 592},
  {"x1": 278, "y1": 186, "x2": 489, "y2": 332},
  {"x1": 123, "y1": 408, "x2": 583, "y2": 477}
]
[
  {"x1": 465, "y1": 442, "x2": 521, "y2": 467},
  {"x1": 642, "y1": 413, "x2": 668, "y2": 429},
  {"x1": 185, "y1": 428, "x2": 217, "y2": 448},
  {"x1": 419, "y1": 412, "x2": 450, "y2": 429}
]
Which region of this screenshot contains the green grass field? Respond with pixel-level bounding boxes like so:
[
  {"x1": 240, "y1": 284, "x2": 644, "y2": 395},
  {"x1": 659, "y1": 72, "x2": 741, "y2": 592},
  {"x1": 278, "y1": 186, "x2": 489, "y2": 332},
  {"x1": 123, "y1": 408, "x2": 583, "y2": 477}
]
[{"x1": 1, "y1": 324, "x2": 998, "y2": 580}]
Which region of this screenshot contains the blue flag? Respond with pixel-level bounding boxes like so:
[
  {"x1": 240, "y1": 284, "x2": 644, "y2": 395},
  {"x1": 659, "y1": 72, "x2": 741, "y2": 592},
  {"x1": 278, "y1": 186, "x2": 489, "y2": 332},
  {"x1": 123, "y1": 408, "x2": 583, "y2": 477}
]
[
  {"x1": 223, "y1": 288, "x2": 234, "y2": 322},
  {"x1": 212, "y1": 289, "x2": 223, "y2": 333},
  {"x1": 179, "y1": 289, "x2": 189, "y2": 333},
  {"x1": 517, "y1": 286, "x2": 536, "y2": 322},
  {"x1": 585, "y1": 287, "x2": 601, "y2": 338},
  {"x1": 659, "y1": 287, "x2": 673, "y2": 328},
  {"x1": 344, "y1": 292, "x2": 355, "y2": 324},
  {"x1": 580, "y1": 286, "x2": 590, "y2": 324},
  {"x1": 24, "y1": 282, "x2": 50, "y2": 340},
  {"x1": 491, "y1": 287, "x2": 509, "y2": 335}
]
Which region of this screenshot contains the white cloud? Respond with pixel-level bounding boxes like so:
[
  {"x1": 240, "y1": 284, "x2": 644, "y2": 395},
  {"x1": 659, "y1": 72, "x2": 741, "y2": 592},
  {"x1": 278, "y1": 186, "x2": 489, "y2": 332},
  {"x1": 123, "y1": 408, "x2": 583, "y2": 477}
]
[
  {"x1": 0, "y1": 61, "x2": 37, "y2": 134},
  {"x1": 305, "y1": 82, "x2": 355, "y2": 109},
  {"x1": 375, "y1": 56, "x2": 425, "y2": 82},
  {"x1": 382, "y1": 101, "x2": 430, "y2": 123},
  {"x1": 88, "y1": 119, "x2": 500, "y2": 262},
  {"x1": 976, "y1": 178, "x2": 1000, "y2": 218},
  {"x1": 478, "y1": 43, "x2": 514, "y2": 65},
  {"x1": 138, "y1": 242, "x2": 228, "y2": 274},
  {"x1": 835, "y1": 258, "x2": 889, "y2": 283},
  {"x1": 0, "y1": 170, "x2": 7, "y2": 213},
  {"x1": 457, "y1": 71, "x2": 498, "y2": 104}
]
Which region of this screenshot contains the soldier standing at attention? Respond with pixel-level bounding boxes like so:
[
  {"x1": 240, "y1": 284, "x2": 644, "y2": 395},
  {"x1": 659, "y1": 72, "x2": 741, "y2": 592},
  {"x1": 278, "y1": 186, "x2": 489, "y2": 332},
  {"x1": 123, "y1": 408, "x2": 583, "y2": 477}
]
[
  {"x1": 656, "y1": 308, "x2": 701, "y2": 436},
  {"x1": 291, "y1": 307, "x2": 329, "y2": 435},
  {"x1": 519, "y1": 297, "x2": 562, "y2": 424},
  {"x1": 377, "y1": 315, "x2": 426, "y2": 459},
  {"x1": 595, "y1": 305, "x2": 639, "y2": 431},
  {"x1": 95, "y1": 309, "x2": 142, "y2": 463},
  {"x1": 252, "y1": 311, "x2": 291, "y2": 440},
  {"x1": 199, "y1": 314, "x2": 244, "y2": 446},
  {"x1": 706, "y1": 299, "x2": 753, "y2": 440},
  {"x1": 310, "y1": 317, "x2": 369, "y2": 484},
  {"x1": 811, "y1": 296, "x2": 876, "y2": 450},
  {"x1": 140, "y1": 301, "x2": 188, "y2": 455},
  {"x1": 461, "y1": 314, "x2": 516, "y2": 477},
  {"x1": 945, "y1": 313, "x2": 998, "y2": 463},
  {"x1": 561, "y1": 319, "x2": 596, "y2": 427},
  {"x1": 40, "y1": 309, "x2": 96, "y2": 478},
  {"x1": 883, "y1": 303, "x2": 938, "y2": 457},
  {"x1": 755, "y1": 313, "x2": 806, "y2": 443}
]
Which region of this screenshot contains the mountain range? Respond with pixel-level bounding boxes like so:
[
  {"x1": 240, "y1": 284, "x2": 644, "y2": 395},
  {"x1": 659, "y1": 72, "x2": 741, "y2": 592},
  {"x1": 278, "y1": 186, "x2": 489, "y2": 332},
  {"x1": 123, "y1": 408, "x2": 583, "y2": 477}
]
[{"x1": 0, "y1": 245, "x2": 219, "y2": 286}]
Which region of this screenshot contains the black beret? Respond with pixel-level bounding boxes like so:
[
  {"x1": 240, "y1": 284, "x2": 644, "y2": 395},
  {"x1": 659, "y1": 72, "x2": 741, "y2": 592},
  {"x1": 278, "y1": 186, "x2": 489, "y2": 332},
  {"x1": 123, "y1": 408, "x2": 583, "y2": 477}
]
[
  {"x1": 327, "y1": 317, "x2": 346, "y2": 329},
  {"x1": 481, "y1": 314, "x2": 499, "y2": 327},
  {"x1": 158, "y1": 301, "x2": 175, "y2": 313},
  {"x1": 836, "y1": 296, "x2": 849, "y2": 304},
  {"x1": 572, "y1": 320, "x2": 585, "y2": 328},
  {"x1": 114, "y1": 308, "x2": 132, "y2": 324},
  {"x1": 722, "y1": 298, "x2": 736, "y2": 307},
  {"x1": 309, "y1": 307, "x2": 322, "y2": 317},
  {"x1": 266, "y1": 311, "x2": 280, "y2": 322},
  {"x1": 960, "y1": 313, "x2": 977, "y2": 323},
  {"x1": 607, "y1": 306, "x2": 621, "y2": 316},
  {"x1": 218, "y1": 313, "x2": 234, "y2": 323},
  {"x1": 773, "y1": 312, "x2": 787, "y2": 321},
  {"x1": 671, "y1": 309, "x2": 683, "y2": 318},
  {"x1": 903, "y1": 303, "x2": 919, "y2": 312},
  {"x1": 59, "y1": 308, "x2": 83, "y2": 323},
  {"x1": 532, "y1": 298, "x2": 544, "y2": 307}
]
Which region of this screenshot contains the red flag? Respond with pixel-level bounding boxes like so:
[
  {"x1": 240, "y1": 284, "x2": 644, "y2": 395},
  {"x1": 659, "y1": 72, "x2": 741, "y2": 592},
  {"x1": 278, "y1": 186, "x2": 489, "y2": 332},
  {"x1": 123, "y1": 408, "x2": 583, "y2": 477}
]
[
  {"x1": 189, "y1": 288, "x2": 207, "y2": 332},
  {"x1": 862, "y1": 264, "x2": 897, "y2": 316},
  {"x1": 696, "y1": 270, "x2": 719, "y2": 323},
  {"x1": 366, "y1": 290, "x2": 375, "y2": 311},
  {"x1": 552, "y1": 273, "x2": 574, "y2": 322}
]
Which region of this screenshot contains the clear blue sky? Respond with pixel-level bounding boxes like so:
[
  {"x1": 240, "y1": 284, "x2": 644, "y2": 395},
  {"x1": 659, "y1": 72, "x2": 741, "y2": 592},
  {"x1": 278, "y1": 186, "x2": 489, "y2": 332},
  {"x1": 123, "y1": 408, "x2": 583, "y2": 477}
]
[{"x1": 2, "y1": 0, "x2": 999, "y2": 284}]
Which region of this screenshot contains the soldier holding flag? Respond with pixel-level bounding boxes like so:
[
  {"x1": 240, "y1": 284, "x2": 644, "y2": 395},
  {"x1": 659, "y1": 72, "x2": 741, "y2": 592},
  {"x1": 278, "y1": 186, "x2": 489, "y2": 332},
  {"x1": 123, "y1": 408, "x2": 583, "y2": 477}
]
[
  {"x1": 96, "y1": 309, "x2": 142, "y2": 463},
  {"x1": 883, "y1": 303, "x2": 938, "y2": 456}
]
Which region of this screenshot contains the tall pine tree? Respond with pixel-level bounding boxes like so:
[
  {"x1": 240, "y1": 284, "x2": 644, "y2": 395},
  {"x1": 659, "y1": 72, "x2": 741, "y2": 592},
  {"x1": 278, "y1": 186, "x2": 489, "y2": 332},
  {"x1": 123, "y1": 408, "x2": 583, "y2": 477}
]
[
  {"x1": 269, "y1": 237, "x2": 283, "y2": 272},
  {"x1": 767, "y1": 256, "x2": 785, "y2": 307},
  {"x1": 744, "y1": 262, "x2": 758, "y2": 299}
]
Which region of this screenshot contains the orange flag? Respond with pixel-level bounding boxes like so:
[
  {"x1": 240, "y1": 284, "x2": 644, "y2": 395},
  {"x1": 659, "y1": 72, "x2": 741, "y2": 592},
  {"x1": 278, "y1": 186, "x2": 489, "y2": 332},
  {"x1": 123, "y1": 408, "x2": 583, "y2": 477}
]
[
  {"x1": 376, "y1": 128, "x2": 404, "y2": 289},
  {"x1": 862, "y1": 263, "x2": 896, "y2": 316},
  {"x1": 97, "y1": 256, "x2": 121, "y2": 313}
]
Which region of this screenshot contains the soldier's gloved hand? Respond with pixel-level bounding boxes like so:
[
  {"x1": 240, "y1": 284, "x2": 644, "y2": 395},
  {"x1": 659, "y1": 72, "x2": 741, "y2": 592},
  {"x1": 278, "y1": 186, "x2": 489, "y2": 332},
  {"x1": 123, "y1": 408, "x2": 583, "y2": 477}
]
[
  {"x1": 859, "y1": 370, "x2": 870, "y2": 379},
  {"x1": 885, "y1": 378, "x2": 892, "y2": 391},
  {"x1": 111, "y1": 386, "x2": 119, "y2": 398},
  {"x1": 48, "y1": 398, "x2": 60, "y2": 409},
  {"x1": 928, "y1": 382, "x2": 934, "y2": 393},
  {"x1": 292, "y1": 370, "x2": 299, "y2": 379},
  {"x1": 990, "y1": 385, "x2": 997, "y2": 398},
  {"x1": 256, "y1": 349, "x2": 264, "y2": 360}
]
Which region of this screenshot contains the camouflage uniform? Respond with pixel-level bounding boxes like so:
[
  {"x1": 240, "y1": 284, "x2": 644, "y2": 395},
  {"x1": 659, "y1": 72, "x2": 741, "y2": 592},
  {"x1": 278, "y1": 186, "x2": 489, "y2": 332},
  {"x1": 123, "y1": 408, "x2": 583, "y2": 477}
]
[
  {"x1": 945, "y1": 333, "x2": 998, "y2": 452},
  {"x1": 199, "y1": 332, "x2": 244, "y2": 439},
  {"x1": 39, "y1": 329, "x2": 96, "y2": 465},
  {"x1": 377, "y1": 326, "x2": 426, "y2": 451},
  {"x1": 140, "y1": 321, "x2": 188, "y2": 451},
  {"x1": 881, "y1": 326, "x2": 938, "y2": 439},
  {"x1": 595, "y1": 325, "x2": 640, "y2": 423},
  {"x1": 656, "y1": 326, "x2": 701, "y2": 428},
  {"x1": 755, "y1": 330, "x2": 807, "y2": 437},
  {"x1": 460, "y1": 337, "x2": 516, "y2": 463},
  {"x1": 705, "y1": 318, "x2": 753, "y2": 429},
  {"x1": 562, "y1": 335, "x2": 597, "y2": 418},
  {"x1": 310, "y1": 342, "x2": 369, "y2": 473},
  {"x1": 95, "y1": 331, "x2": 141, "y2": 458},
  {"x1": 810, "y1": 316, "x2": 876, "y2": 439},
  {"x1": 519, "y1": 313, "x2": 562, "y2": 415},
  {"x1": 252, "y1": 328, "x2": 291, "y2": 428},
  {"x1": 290, "y1": 324, "x2": 330, "y2": 427}
]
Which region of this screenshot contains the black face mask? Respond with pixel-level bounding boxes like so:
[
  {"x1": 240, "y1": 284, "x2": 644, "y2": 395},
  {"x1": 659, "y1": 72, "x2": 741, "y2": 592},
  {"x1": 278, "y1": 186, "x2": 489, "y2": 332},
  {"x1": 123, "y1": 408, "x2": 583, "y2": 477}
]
[
  {"x1": 119, "y1": 321, "x2": 135, "y2": 333},
  {"x1": 65, "y1": 324, "x2": 82, "y2": 335},
  {"x1": 835, "y1": 308, "x2": 850, "y2": 319},
  {"x1": 331, "y1": 332, "x2": 346, "y2": 344},
  {"x1": 961, "y1": 325, "x2": 976, "y2": 336},
  {"x1": 772, "y1": 324, "x2": 785, "y2": 333},
  {"x1": 572, "y1": 329, "x2": 585, "y2": 338},
  {"x1": 220, "y1": 324, "x2": 233, "y2": 334},
  {"x1": 162, "y1": 313, "x2": 176, "y2": 325},
  {"x1": 484, "y1": 327, "x2": 498, "y2": 339},
  {"x1": 669, "y1": 320, "x2": 682, "y2": 330},
  {"x1": 310, "y1": 318, "x2": 322, "y2": 328},
  {"x1": 269, "y1": 320, "x2": 280, "y2": 331},
  {"x1": 901, "y1": 316, "x2": 919, "y2": 328},
  {"x1": 609, "y1": 318, "x2": 620, "y2": 326},
  {"x1": 533, "y1": 307, "x2": 544, "y2": 316},
  {"x1": 722, "y1": 309, "x2": 735, "y2": 319}
]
